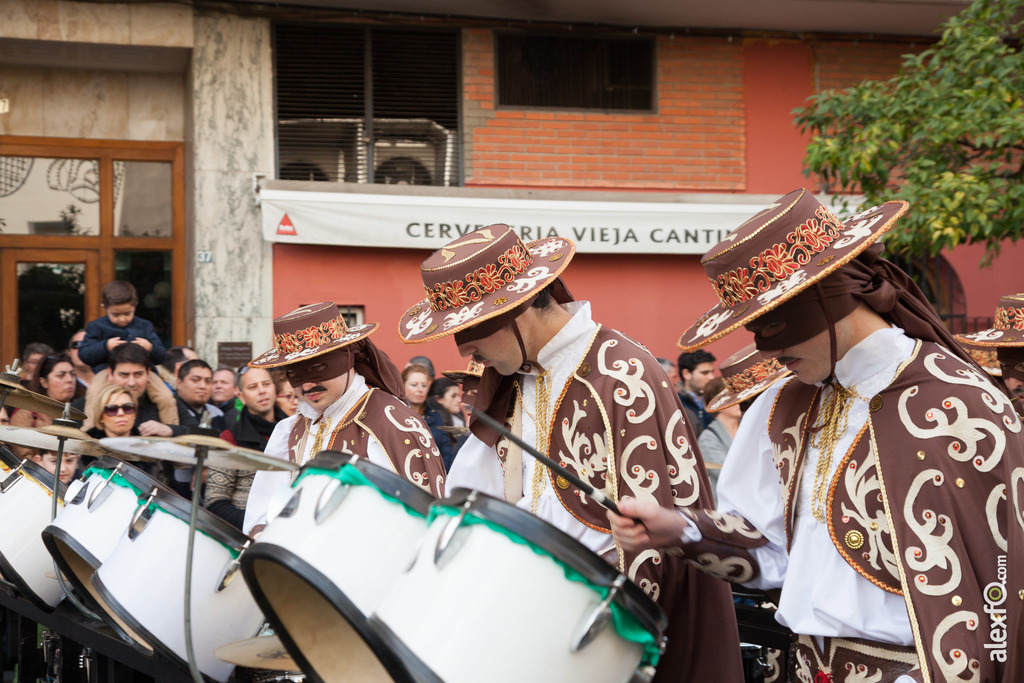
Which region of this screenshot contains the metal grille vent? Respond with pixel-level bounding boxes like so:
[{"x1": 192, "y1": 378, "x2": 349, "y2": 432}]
[{"x1": 274, "y1": 24, "x2": 461, "y2": 186}]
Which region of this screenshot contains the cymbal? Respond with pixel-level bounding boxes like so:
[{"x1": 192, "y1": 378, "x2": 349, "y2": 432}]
[
  {"x1": 0, "y1": 377, "x2": 85, "y2": 420},
  {"x1": 36, "y1": 425, "x2": 155, "y2": 460},
  {"x1": 0, "y1": 426, "x2": 112, "y2": 457},
  {"x1": 705, "y1": 463, "x2": 723, "y2": 470},
  {"x1": 99, "y1": 436, "x2": 298, "y2": 472},
  {"x1": 214, "y1": 635, "x2": 297, "y2": 671}
]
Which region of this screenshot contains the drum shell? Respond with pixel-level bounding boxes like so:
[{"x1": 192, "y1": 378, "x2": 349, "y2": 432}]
[
  {"x1": 242, "y1": 457, "x2": 434, "y2": 683},
  {"x1": 373, "y1": 491, "x2": 663, "y2": 683},
  {"x1": 0, "y1": 451, "x2": 66, "y2": 610},
  {"x1": 92, "y1": 494, "x2": 263, "y2": 682},
  {"x1": 42, "y1": 461, "x2": 167, "y2": 640},
  {"x1": 44, "y1": 462, "x2": 155, "y2": 571},
  {"x1": 255, "y1": 473, "x2": 429, "y2": 615}
]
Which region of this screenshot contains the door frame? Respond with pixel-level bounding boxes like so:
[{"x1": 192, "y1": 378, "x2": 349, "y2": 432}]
[
  {"x1": 0, "y1": 136, "x2": 187, "y2": 368},
  {"x1": 1, "y1": 248, "x2": 101, "y2": 367}
]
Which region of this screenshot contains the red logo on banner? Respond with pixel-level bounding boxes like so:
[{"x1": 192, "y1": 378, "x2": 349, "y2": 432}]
[{"x1": 277, "y1": 214, "x2": 297, "y2": 236}]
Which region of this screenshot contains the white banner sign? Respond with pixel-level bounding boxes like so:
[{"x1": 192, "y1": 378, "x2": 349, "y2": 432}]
[{"x1": 259, "y1": 188, "x2": 767, "y2": 255}]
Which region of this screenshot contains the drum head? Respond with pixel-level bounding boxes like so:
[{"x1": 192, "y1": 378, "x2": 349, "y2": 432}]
[{"x1": 243, "y1": 549, "x2": 407, "y2": 683}]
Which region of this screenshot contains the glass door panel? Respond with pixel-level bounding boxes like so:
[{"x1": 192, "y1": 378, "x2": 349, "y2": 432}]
[
  {"x1": 1, "y1": 249, "x2": 99, "y2": 367},
  {"x1": 0, "y1": 157, "x2": 100, "y2": 235}
]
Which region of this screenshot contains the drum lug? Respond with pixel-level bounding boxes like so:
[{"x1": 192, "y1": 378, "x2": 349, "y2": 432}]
[
  {"x1": 0, "y1": 462, "x2": 24, "y2": 493},
  {"x1": 314, "y1": 479, "x2": 350, "y2": 524},
  {"x1": 69, "y1": 482, "x2": 88, "y2": 506},
  {"x1": 433, "y1": 491, "x2": 477, "y2": 566},
  {"x1": 88, "y1": 463, "x2": 122, "y2": 510},
  {"x1": 277, "y1": 488, "x2": 302, "y2": 519},
  {"x1": 128, "y1": 488, "x2": 159, "y2": 539},
  {"x1": 217, "y1": 539, "x2": 250, "y2": 592},
  {"x1": 570, "y1": 573, "x2": 625, "y2": 653}
]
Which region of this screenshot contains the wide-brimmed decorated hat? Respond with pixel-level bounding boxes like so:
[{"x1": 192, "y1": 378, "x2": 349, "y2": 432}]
[
  {"x1": 954, "y1": 293, "x2": 1024, "y2": 348},
  {"x1": 250, "y1": 302, "x2": 378, "y2": 368},
  {"x1": 442, "y1": 360, "x2": 485, "y2": 384},
  {"x1": 957, "y1": 340, "x2": 1001, "y2": 377},
  {"x1": 678, "y1": 188, "x2": 909, "y2": 351},
  {"x1": 400, "y1": 224, "x2": 575, "y2": 344},
  {"x1": 707, "y1": 344, "x2": 792, "y2": 412}
]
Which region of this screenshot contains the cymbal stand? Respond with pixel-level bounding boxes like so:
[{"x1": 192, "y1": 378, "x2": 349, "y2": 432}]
[
  {"x1": 49, "y1": 404, "x2": 104, "y2": 622},
  {"x1": 0, "y1": 360, "x2": 24, "y2": 412},
  {"x1": 183, "y1": 412, "x2": 216, "y2": 683}
]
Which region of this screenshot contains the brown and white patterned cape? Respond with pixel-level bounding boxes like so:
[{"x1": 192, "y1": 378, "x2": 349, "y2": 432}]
[
  {"x1": 676, "y1": 341, "x2": 1024, "y2": 683},
  {"x1": 287, "y1": 387, "x2": 446, "y2": 498},
  {"x1": 495, "y1": 324, "x2": 744, "y2": 682}
]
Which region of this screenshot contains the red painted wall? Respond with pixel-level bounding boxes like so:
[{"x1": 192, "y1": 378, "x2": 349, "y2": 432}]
[
  {"x1": 270, "y1": 30, "x2": 990, "y2": 382},
  {"x1": 743, "y1": 40, "x2": 814, "y2": 194},
  {"x1": 272, "y1": 243, "x2": 748, "y2": 377},
  {"x1": 944, "y1": 240, "x2": 1024, "y2": 325}
]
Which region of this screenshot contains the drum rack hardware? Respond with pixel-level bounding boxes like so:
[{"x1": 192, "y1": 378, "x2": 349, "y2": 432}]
[{"x1": 0, "y1": 589, "x2": 190, "y2": 682}]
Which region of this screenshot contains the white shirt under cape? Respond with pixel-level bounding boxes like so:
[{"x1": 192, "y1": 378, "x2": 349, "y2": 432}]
[
  {"x1": 242, "y1": 372, "x2": 389, "y2": 535},
  {"x1": 714, "y1": 325, "x2": 915, "y2": 646},
  {"x1": 445, "y1": 301, "x2": 616, "y2": 559}
]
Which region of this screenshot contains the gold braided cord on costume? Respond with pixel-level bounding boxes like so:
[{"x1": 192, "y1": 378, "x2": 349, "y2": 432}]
[
  {"x1": 809, "y1": 382, "x2": 865, "y2": 523},
  {"x1": 530, "y1": 370, "x2": 552, "y2": 514},
  {"x1": 310, "y1": 419, "x2": 329, "y2": 462}
]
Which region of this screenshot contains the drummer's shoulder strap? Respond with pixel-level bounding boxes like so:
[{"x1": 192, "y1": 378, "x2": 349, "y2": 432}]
[
  {"x1": 501, "y1": 392, "x2": 524, "y2": 504},
  {"x1": 287, "y1": 416, "x2": 310, "y2": 464}
]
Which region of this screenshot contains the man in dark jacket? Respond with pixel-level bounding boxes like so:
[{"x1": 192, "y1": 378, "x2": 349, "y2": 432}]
[
  {"x1": 205, "y1": 366, "x2": 285, "y2": 529},
  {"x1": 676, "y1": 349, "x2": 716, "y2": 435}
]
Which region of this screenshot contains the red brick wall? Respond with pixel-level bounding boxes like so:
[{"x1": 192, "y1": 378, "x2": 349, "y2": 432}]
[
  {"x1": 463, "y1": 31, "x2": 745, "y2": 191},
  {"x1": 462, "y1": 29, "x2": 922, "y2": 193},
  {"x1": 810, "y1": 40, "x2": 919, "y2": 92}
]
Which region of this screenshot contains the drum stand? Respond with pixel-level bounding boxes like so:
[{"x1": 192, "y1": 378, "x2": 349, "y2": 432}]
[
  {"x1": 47, "y1": 407, "x2": 105, "y2": 624},
  {"x1": 182, "y1": 414, "x2": 218, "y2": 683}
]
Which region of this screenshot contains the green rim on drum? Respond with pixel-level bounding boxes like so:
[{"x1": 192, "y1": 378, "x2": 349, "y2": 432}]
[
  {"x1": 427, "y1": 503, "x2": 663, "y2": 667},
  {"x1": 80, "y1": 465, "x2": 241, "y2": 558},
  {"x1": 292, "y1": 465, "x2": 429, "y2": 519}
]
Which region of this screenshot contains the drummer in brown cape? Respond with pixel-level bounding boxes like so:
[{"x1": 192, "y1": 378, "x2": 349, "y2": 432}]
[
  {"x1": 243, "y1": 302, "x2": 445, "y2": 535},
  {"x1": 399, "y1": 225, "x2": 745, "y2": 682},
  {"x1": 610, "y1": 189, "x2": 1024, "y2": 682}
]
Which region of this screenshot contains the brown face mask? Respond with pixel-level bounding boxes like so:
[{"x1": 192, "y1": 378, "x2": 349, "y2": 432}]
[
  {"x1": 746, "y1": 288, "x2": 859, "y2": 352},
  {"x1": 284, "y1": 348, "x2": 355, "y2": 388}
]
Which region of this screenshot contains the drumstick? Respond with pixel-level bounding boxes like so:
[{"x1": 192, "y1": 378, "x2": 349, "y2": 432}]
[{"x1": 469, "y1": 406, "x2": 630, "y2": 519}]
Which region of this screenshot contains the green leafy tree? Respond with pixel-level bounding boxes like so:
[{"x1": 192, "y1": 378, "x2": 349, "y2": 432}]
[{"x1": 795, "y1": 0, "x2": 1024, "y2": 262}]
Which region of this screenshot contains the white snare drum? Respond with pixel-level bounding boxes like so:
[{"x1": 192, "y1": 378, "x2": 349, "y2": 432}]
[
  {"x1": 42, "y1": 457, "x2": 170, "y2": 643},
  {"x1": 0, "y1": 444, "x2": 67, "y2": 611},
  {"x1": 90, "y1": 476, "x2": 264, "y2": 682},
  {"x1": 240, "y1": 451, "x2": 435, "y2": 683},
  {"x1": 370, "y1": 488, "x2": 667, "y2": 683}
]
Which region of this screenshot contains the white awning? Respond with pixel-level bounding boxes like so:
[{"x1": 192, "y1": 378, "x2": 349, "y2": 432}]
[{"x1": 257, "y1": 181, "x2": 782, "y2": 255}]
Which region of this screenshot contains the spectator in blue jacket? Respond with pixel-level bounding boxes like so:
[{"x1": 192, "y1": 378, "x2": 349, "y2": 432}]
[{"x1": 78, "y1": 280, "x2": 167, "y2": 372}]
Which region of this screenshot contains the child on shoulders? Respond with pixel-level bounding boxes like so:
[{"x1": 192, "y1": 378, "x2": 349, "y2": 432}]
[{"x1": 78, "y1": 280, "x2": 167, "y2": 372}]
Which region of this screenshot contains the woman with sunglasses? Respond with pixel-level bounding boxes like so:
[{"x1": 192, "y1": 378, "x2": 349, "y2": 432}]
[{"x1": 86, "y1": 385, "x2": 140, "y2": 440}]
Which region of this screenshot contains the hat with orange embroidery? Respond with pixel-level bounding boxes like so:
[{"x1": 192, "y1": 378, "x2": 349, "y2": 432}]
[
  {"x1": 249, "y1": 302, "x2": 377, "y2": 368},
  {"x1": 677, "y1": 188, "x2": 909, "y2": 352},
  {"x1": 706, "y1": 344, "x2": 792, "y2": 413},
  {"x1": 955, "y1": 293, "x2": 1024, "y2": 390},
  {"x1": 399, "y1": 224, "x2": 575, "y2": 344},
  {"x1": 954, "y1": 294, "x2": 1024, "y2": 348}
]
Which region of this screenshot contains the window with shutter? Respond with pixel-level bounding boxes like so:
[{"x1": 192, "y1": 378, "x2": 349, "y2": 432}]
[
  {"x1": 497, "y1": 33, "x2": 655, "y2": 112},
  {"x1": 274, "y1": 24, "x2": 461, "y2": 186}
]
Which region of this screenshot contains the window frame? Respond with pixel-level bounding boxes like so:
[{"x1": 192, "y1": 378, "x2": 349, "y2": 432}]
[
  {"x1": 494, "y1": 30, "x2": 658, "y2": 114},
  {"x1": 0, "y1": 136, "x2": 187, "y2": 364}
]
